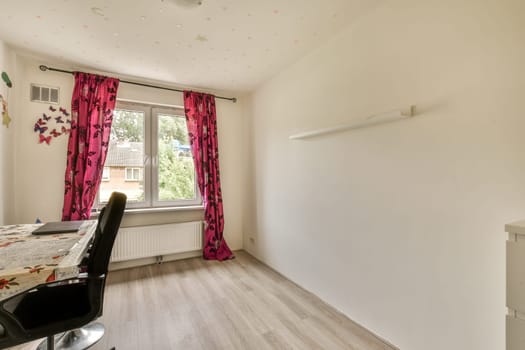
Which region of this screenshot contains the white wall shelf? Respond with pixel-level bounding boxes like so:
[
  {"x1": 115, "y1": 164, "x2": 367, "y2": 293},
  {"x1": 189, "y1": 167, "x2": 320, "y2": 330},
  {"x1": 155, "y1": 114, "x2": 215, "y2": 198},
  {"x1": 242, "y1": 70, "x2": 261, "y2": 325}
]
[{"x1": 289, "y1": 105, "x2": 416, "y2": 140}]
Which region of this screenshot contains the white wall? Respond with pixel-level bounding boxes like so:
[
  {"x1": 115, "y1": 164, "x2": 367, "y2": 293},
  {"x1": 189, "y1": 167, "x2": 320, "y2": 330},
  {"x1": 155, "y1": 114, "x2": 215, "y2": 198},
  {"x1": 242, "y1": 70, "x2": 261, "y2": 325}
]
[
  {"x1": 11, "y1": 56, "x2": 245, "y2": 250},
  {"x1": 245, "y1": 0, "x2": 525, "y2": 349},
  {"x1": 13, "y1": 56, "x2": 73, "y2": 224},
  {"x1": 0, "y1": 41, "x2": 16, "y2": 225}
]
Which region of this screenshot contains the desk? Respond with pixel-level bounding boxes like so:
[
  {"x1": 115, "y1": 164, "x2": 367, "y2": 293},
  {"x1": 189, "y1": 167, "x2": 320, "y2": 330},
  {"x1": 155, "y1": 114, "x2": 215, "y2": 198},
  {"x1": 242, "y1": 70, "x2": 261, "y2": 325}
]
[{"x1": 0, "y1": 220, "x2": 97, "y2": 302}]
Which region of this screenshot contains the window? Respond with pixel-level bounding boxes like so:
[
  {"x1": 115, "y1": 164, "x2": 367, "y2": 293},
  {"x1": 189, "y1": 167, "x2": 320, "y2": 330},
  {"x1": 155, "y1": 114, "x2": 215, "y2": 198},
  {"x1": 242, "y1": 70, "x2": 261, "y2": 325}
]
[
  {"x1": 124, "y1": 167, "x2": 141, "y2": 181},
  {"x1": 101, "y1": 167, "x2": 110, "y2": 181},
  {"x1": 98, "y1": 101, "x2": 200, "y2": 209}
]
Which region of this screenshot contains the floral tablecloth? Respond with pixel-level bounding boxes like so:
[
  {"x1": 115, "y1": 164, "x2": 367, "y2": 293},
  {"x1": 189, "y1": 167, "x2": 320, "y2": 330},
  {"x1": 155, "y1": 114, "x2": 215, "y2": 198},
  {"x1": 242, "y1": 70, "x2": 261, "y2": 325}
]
[{"x1": 0, "y1": 220, "x2": 97, "y2": 301}]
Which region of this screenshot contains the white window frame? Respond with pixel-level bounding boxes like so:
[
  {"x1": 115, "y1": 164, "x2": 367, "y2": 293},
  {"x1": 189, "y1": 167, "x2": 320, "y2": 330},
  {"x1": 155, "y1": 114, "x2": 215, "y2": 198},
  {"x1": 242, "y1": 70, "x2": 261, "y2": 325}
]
[
  {"x1": 151, "y1": 107, "x2": 201, "y2": 207},
  {"x1": 98, "y1": 101, "x2": 201, "y2": 209},
  {"x1": 111, "y1": 104, "x2": 150, "y2": 209},
  {"x1": 101, "y1": 167, "x2": 110, "y2": 181},
  {"x1": 124, "y1": 167, "x2": 141, "y2": 181}
]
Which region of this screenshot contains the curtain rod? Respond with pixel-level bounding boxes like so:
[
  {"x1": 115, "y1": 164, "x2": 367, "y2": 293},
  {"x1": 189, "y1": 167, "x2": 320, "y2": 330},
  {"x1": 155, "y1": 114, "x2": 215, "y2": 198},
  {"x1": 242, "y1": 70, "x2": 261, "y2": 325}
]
[{"x1": 39, "y1": 65, "x2": 237, "y2": 103}]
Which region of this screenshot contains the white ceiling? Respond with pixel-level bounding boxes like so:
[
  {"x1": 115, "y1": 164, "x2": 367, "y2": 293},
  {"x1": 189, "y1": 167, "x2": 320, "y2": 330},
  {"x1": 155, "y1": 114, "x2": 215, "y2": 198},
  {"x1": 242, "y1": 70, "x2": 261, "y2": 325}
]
[{"x1": 0, "y1": 0, "x2": 376, "y2": 93}]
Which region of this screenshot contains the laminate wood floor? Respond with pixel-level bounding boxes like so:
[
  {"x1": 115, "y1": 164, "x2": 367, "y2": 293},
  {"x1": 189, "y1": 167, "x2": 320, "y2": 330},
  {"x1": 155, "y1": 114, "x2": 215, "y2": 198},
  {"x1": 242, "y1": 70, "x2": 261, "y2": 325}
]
[{"x1": 9, "y1": 251, "x2": 395, "y2": 350}]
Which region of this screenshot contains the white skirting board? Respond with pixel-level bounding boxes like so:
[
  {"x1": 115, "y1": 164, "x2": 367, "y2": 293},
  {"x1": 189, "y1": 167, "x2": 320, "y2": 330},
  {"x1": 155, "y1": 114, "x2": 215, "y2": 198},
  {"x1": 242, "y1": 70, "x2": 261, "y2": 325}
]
[{"x1": 110, "y1": 221, "x2": 203, "y2": 263}]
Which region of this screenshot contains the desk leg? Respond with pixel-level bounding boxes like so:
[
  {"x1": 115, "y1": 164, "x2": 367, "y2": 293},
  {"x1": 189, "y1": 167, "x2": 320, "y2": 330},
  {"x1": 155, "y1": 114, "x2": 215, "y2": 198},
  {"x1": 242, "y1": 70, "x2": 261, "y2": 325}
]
[{"x1": 36, "y1": 322, "x2": 105, "y2": 350}]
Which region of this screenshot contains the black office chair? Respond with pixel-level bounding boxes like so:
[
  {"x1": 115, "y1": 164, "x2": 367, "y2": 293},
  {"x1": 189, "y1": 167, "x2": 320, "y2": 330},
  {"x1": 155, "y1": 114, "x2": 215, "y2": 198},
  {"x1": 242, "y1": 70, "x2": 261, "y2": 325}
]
[{"x1": 0, "y1": 192, "x2": 127, "y2": 350}]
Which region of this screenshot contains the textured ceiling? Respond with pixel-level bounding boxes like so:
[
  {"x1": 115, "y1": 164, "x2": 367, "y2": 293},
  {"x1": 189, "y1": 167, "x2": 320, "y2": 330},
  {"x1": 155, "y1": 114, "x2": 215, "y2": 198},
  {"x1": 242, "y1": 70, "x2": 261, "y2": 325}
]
[{"x1": 0, "y1": 0, "x2": 377, "y2": 93}]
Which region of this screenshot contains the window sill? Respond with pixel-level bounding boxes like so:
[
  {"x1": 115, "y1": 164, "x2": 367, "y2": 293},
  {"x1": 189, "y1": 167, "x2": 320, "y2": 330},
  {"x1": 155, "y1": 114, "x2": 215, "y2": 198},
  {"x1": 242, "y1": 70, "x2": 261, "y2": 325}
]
[
  {"x1": 91, "y1": 205, "x2": 204, "y2": 218},
  {"x1": 124, "y1": 205, "x2": 204, "y2": 215}
]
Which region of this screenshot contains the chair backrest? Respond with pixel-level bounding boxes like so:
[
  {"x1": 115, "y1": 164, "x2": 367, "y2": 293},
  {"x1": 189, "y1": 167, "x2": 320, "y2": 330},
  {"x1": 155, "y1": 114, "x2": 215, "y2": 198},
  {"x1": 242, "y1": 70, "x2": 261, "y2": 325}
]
[
  {"x1": 0, "y1": 192, "x2": 126, "y2": 349},
  {"x1": 87, "y1": 192, "x2": 126, "y2": 275}
]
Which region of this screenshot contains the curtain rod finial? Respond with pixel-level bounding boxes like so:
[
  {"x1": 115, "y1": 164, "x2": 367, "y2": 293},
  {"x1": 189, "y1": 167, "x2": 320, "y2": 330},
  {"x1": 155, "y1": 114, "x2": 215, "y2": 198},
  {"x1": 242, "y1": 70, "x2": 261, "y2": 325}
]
[
  {"x1": 39, "y1": 65, "x2": 48, "y2": 72},
  {"x1": 232, "y1": 98, "x2": 237, "y2": 103}
]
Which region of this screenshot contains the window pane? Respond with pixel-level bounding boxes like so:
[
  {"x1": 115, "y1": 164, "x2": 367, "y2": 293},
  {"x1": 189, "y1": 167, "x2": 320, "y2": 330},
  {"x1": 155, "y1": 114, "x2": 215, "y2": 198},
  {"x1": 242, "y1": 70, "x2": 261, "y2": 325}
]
[
  {"x1": 99, "y1": 109, "x2": 145, "y2": 204},
  {"x1": 124, "y1": 167, "x2": 142, "y2": 181},
  {"x1": 102, "y1": 167, "x2": 110, "y2": 181},
  {"x1": 157, "y1": 113, "x2": 196, "y2": 201}
]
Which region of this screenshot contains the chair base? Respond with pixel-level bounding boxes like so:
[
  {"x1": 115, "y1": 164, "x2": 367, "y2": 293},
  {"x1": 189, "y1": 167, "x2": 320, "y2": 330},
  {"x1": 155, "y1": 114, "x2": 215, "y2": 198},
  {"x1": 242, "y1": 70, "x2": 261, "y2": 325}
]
[{"x1": 36, "y1": 322, "x2": 105, "y2": 350}]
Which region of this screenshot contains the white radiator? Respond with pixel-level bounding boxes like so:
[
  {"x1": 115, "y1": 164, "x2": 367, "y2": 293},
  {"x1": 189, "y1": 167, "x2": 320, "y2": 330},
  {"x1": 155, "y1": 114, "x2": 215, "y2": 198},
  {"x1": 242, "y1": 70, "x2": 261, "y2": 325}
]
[{"x1": 110, "y1": 221, "x2": 202, "y2": 262}]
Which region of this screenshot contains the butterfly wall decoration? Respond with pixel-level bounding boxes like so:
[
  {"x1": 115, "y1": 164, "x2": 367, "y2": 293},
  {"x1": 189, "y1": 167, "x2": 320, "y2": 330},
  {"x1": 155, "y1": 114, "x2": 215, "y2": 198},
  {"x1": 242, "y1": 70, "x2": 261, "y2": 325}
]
[
  {"x1": 34, "y1": 105, "x2": 72, "y2": 145},
  {"x1": 34, "y1": 123, "x2": 48, "y2": 134},
  {"x1": 39, "y1": 134, "x2": 52, "y2": 145},
  {"x1": 59, "y1": 107, "x2": 70, "y2": 117}
]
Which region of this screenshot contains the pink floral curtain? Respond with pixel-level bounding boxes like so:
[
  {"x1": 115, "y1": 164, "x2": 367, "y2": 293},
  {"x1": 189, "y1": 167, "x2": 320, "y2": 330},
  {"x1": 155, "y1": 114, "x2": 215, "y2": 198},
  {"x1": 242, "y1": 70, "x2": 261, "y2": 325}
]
[
  {"x1": 62, "y1": 72, "x2": 119, "y2": 221},
  {"x1": 184, "y1": 91, "x2": 233, "y2": 261}
]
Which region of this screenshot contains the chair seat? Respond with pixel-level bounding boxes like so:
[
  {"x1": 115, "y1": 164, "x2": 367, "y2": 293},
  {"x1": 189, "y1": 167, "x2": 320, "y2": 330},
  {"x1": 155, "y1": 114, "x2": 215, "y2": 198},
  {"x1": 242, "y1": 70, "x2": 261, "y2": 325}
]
[{"x1": 10, "y1": 282, "x2": 91, "y2": 330}]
